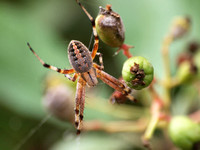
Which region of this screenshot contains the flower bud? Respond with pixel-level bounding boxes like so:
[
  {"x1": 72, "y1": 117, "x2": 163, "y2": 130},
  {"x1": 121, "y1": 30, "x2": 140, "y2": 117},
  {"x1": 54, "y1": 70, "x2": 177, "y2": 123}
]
[
  {"x1": 170, "y1": 16, "x2": 191, "y2": 39},
  {"x1": 187, "y1": 41, "x2": 199, "y2": 53},
  {"x1": 168, "y1": 116, "x2": 200, "y2": 150},
  {"x1": 176, "y1": 52, "x2": 192, "y2": 66},
  {"x1": 176, "y1": 61, "x2": 197, "y2": 83},
  {"x1": 122, "y1": 56, "x2": 154, "y2": 90},
  {"x1": 95, "y1": 5, "x2": 125, "y2": 47},
  {"x1": 194, "y1": 51, "x2": 200, "y2": 78}
]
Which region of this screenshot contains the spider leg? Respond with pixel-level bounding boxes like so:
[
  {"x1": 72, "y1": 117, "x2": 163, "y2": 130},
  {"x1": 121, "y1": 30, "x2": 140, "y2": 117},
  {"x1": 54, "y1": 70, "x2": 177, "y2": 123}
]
[
  {"x1": 75, "y1": 77, "x2": 86, "y2": 135},
  {"x1": 95, "y1": 67, "x2": 136, "y2": 102},
  {"x1": 96, "y1": 52, "x2": 104, "y2": 70},
  {"x1": 27, "y1": 42, "x2": 75, "y2": 74},
  {"x1": 78, "y1": 78, "x2": 86, "y2": 134},
  {"x1": 76, "y1": 0, "x2": 99, "y2": 60},
  {"x1": 65, "y1": 73, "x2": 79, "y2": 82}
]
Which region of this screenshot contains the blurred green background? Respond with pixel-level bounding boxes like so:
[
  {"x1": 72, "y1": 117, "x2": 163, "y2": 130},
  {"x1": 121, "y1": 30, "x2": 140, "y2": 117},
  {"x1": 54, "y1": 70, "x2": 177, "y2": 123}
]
[{"x1": 0, "y1": 0, "x2": 200, "y2": 149}]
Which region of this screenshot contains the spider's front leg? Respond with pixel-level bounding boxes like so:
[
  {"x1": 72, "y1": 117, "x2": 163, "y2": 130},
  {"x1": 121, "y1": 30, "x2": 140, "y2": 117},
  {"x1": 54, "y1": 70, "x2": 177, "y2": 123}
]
[
  {"x1": 75, "y1": 77, "x2": 86, "y2": 135},
  {"x1": 76, "y1": 0, "x2": 99, "y2": 59},
  {"x1": 96, "y1": 52, "x2": 104, "y2": 70},
  {"x1": 65, "y1": 73, "x2": 78, "y2": 82},
  {"x1": 27, "y1": 42, "x2": 75, "y2": 74},
  {"x1": 95, "y1": 66, "x2": 136, "y2": 102}
]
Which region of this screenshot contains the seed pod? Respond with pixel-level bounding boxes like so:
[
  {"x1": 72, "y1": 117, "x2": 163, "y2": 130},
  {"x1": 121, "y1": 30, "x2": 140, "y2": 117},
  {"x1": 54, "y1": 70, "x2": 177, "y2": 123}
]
[
  {"x1": 168, "y1": 116, "x2": 200, "y2": 150},
  {"x1": 122, "y1": 56, "x2": 154, "y2": 90},
  {"x1": 95, "y1": 5, "x2": 125, "y2": 47}
]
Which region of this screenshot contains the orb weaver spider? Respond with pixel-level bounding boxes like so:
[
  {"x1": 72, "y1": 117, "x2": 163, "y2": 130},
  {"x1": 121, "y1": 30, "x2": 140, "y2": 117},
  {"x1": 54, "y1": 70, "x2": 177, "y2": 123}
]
[{"x1": 27, "y1": 0, "x2": 135, "y2": 135}]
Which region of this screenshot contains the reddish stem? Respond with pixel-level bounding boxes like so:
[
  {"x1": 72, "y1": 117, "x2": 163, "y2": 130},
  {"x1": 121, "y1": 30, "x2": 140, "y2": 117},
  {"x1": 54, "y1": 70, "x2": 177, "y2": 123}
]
[{"x1": 115, "y1": 44, "x2": 134, "y2": 58}]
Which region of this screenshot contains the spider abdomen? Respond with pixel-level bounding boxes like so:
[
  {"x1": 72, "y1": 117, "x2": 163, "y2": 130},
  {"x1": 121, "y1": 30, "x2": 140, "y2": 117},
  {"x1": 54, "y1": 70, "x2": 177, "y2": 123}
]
[{"x1": 68, "y1": 40, "x2": 93, "y2": 73}]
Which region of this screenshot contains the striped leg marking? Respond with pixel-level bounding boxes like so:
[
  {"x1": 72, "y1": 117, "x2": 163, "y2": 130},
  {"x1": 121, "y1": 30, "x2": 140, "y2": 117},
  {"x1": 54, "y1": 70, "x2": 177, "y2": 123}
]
[
  {"x1": 27, "y1": 42, "x2": 75, "y2": 74},
  {"x1": 75, "y1": 0, "x2": 99, "y2": 60},
  {"x1": 78, "y1": 78, "x2": 86, "y2": 134},
  {"x1": 65, "y1": 73, "x2": 79, "y2": 82},
  {"x1": 96, "y1": 68, "x2": 136, "y2": 102},
  {"x1": 75, "y1": 77, "x2": 86, "y2": 135},
  {"x1": 96, "y1": 52, "x2": 104, "y2": 70}
]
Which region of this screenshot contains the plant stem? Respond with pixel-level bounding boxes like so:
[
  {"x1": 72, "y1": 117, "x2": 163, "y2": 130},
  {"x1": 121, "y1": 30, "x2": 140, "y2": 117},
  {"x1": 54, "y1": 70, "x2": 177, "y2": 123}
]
[
  {"x1": 143, "y1": 112, "x2": 159, "y2": 140},
  {"x1": 162, "y1": 34, "x2": 174, "y2": 109},
  {"x1": 83, "y1": 119, "x2": 148, "y2": 133}
]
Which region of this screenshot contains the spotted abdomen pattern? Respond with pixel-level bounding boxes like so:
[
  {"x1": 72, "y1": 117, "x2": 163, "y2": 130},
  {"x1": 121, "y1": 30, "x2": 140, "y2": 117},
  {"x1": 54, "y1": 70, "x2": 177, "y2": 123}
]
[{"x1": 68, "y1": 40, "x2": 93, "y2": 73}]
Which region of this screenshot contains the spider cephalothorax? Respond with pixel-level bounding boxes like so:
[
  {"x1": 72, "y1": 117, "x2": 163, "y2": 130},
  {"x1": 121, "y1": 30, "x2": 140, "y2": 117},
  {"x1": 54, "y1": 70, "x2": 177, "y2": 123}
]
[{"x1": 28, "y1": 0, "x2": 135, "y2": 135}]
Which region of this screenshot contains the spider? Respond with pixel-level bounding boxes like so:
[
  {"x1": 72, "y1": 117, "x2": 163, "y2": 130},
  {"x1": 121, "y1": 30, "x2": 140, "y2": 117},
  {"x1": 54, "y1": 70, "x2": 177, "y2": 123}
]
[{"x1": 27, "y1": 0, "x2": 135, "y2": 135}]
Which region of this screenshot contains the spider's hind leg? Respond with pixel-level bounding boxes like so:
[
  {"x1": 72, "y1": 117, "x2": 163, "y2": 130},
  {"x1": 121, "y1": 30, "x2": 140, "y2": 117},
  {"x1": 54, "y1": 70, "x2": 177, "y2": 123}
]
[{"x1": 75, "y1": 77, "x2": 86, "y2": 135}]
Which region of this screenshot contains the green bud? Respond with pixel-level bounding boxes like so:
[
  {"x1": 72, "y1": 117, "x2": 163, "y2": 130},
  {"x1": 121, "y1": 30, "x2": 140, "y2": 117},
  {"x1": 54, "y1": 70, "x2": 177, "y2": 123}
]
[
  {"x1": 170, "y1": 16, "x2": 191, "y2": 39},
  {"x1": 168, "y1": 116, "x2": 200, "y2": 150},
  {"x1": 122, "y1": 56, "x2": 154, "y2": 90},
  {"x1": 95, "y1": 5, "x2": 125, "y2": 47},
  {"x1": 194, "y1": 51, "x2": 200, "y2": 78},
  {"x1": 176, "y1": 61, "x2": 197, "y2": 83}
]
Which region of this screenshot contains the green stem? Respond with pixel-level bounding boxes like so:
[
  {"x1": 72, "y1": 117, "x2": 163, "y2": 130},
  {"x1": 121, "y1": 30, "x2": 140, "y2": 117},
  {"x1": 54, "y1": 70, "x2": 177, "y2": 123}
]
[
  {"x1": 162, "y1": 35, "x2": 173, "y2": 109},
  {"x1": 143, "y1": 113, "x2": 159, "y2": 140}
]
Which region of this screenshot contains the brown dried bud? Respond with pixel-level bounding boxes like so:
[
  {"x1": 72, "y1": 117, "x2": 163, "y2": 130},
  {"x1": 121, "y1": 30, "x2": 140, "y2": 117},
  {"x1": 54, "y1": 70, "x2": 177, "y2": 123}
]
[
  {"x1": 95, "y1": 5, "x2": 125, "y2": 47},
  {"x1": 188, "y1": 41, "x2": 199, "y2": 53}
]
